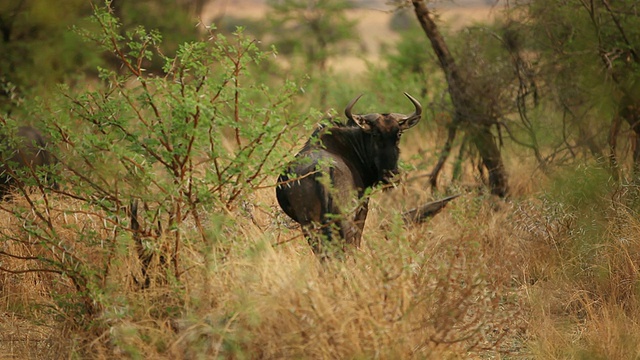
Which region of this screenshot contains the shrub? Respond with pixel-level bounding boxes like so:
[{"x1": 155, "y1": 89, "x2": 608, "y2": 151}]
[{"x1": 0, "y1": 1, "x2": 306, "y2": 338}]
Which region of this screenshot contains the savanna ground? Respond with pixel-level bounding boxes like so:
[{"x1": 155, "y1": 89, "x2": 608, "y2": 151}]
[{"x1": 2, "y1": 1, "x2": 640, "y2": 359}]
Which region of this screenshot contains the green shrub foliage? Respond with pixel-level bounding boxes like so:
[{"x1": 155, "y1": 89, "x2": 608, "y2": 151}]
[{"x1": 0, "y1": 2, "x2": 305, "y2": 324}]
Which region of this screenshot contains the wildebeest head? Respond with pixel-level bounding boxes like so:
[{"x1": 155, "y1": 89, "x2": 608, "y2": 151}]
[
  {"x1": 276, "y1": 93, "x2": 422, "y2": 258},
  {"x1": 343, "y1": 92, "x2": 422, "y2": 184}
]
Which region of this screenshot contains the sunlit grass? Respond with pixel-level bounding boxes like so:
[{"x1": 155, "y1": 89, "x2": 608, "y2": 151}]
[{"x1": 3, "y1": 124, "x2": 640, "y2": 359}]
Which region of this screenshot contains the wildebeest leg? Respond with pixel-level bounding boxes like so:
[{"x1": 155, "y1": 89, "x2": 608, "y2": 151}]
[
  {"x1": 302, "y1": 224, "x2": 333, "y2": 262},
  {"x1": 338, "y1": 197, "x2": 368, "y2": 248},
  {"x1": 302, "y1": 225, "x2": 320, "y2": 255},
  {"x1": 350, "y1": 197, "x2": 369, "y2": 248},
  {"x1": 313, "y1": 168, "x2": 347, "y2": 259},
  {"x1": 41, "y1": 149, "x2": 59, "y2": 191}
]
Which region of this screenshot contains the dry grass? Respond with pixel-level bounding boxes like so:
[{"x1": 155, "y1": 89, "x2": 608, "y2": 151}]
[
  {"x1": 2, "y1": 150, "x2": 640, "y2": 359},
  {"x1": 2, "y1": 97, "x2": 634, "y2": 359},
  {"x1": 0, "y1": 176, "x2": 529, "y2": 359}
]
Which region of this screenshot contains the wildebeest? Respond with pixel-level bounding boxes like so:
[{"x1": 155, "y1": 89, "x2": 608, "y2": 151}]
[
  {"x1": 276, "y1": 93, "x2": 422, "y2": 258},
  {"x1": 0, "y1": 126, "x2": 57, "y2": 198}
]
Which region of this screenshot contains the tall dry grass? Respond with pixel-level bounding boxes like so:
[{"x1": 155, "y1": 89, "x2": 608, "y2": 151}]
[
  {"x1": 1, "y1": 177, "x2": 528, "y2": 359},
  {"x1": 2, "y1": 149, "x2": 640, "y2": 359},
  {"x1": 513, "y1": 166, "x2": 640, "y2": 359}
]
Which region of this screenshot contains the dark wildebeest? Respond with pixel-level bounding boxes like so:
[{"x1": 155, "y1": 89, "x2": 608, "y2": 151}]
[
  {"x1": 0, "y1": 126, "x2": 57, "y2": 198},
  {"x1": 276, "y1": 93, "x2": 422, "y2": 258}
]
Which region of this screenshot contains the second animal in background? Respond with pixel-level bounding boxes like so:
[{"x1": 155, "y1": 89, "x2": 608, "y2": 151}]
[{"x1": 0, "y1": 126, "x2": 57, "y2": 199}]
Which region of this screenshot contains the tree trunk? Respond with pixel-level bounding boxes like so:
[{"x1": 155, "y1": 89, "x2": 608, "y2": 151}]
[
  {"x1": 608, "y1": 115, "x2": 621, "y2": 181},
  {"x1": 411, "y1": 0, "x2": 509, "y2": 197},
  {"x1": 619, "y1": 98, "x2": 640, "y2": 180},
  {"x1": 429, "y1": 124, "x2": 456, "y2": 189},
  {"x1": 469, "y1": 125, "x2": 508, "y2": 197}
]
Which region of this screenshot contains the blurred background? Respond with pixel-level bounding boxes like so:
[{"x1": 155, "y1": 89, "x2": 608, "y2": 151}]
[{"x1": 0, "y1": 0, "x2": 501, "y2": 112}]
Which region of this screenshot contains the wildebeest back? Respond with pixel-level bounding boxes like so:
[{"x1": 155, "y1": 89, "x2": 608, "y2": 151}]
[{"x1": 0, "y1": 125, "x2": 56, "y2": 197}]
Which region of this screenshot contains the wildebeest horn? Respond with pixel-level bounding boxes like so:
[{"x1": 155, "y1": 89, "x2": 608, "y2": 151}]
[
  {"x1": 345, "y1": 94, "x2": 364, "y2": 122},
  {"x1": 403, "y1": 92, "x2": 422, "y2": 119}
]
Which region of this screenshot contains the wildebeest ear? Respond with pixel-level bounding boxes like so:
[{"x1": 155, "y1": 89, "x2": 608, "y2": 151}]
[
  {"x1": 399, "y1": 115, "x2": 421, "y2": 131},
  {"x1": 352, "y1": 115, "x2": 373, "y2": 132}
]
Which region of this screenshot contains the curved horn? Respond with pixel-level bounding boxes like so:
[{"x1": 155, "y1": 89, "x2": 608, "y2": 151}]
[
  {"x1": 403, "y1": 92, "x2": 422, "y2": 119},
  {"x1": 344, "y1": 94, "x2": 364, "y2": 122}
]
